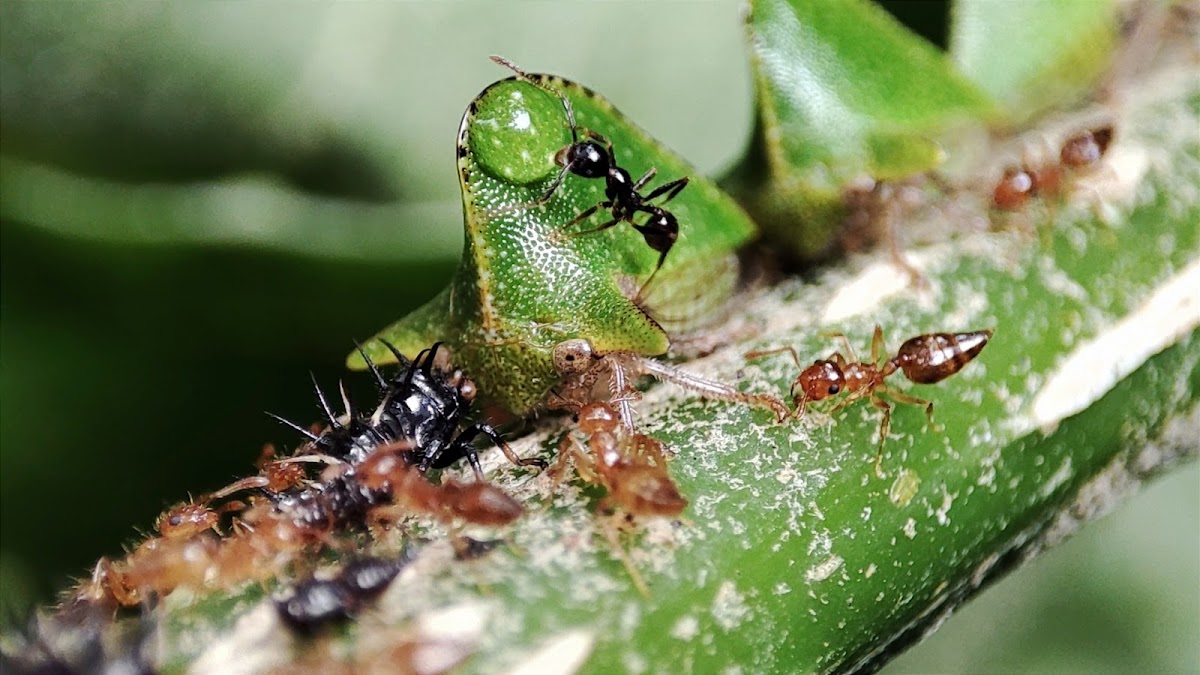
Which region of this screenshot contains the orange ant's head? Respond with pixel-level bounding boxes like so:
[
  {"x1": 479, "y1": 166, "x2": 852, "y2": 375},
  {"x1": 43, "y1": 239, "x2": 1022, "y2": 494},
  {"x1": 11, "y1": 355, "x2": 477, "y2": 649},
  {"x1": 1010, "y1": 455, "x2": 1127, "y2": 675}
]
[
  {"x1": 156, "y1": 503, "x2": 218, "y2": 540},
  {"x1": 993, "y1": 167, "x2": 1036, "y2": 210},
  {"x1": 794, "y1": 360, "x2": 846, "y2": 405}
]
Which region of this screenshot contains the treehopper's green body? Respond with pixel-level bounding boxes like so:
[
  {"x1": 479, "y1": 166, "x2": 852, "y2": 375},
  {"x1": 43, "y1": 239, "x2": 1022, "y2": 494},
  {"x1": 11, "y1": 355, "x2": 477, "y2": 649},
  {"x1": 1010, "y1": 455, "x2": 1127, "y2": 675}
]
[{"x1": 350, "y1": 72, "x2": 758, "y2": 415}]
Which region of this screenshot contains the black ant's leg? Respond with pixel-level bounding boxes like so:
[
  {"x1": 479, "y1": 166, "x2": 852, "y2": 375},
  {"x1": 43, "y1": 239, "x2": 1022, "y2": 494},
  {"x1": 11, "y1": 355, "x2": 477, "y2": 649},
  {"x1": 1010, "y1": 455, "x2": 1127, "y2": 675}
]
[
  {"x1": 553, "y1": 200, "x2": 614, "y2": 240},
  {"x1": 643, "y1": 176, "x2": 690, "y2": 204},
  {"x1": 630, "y1": 248, "x2": 669, "y2": 304},
  {"x1": 458, "y1": 423, "x2": 547, "y2": 473},
  {"x1": 580, "y1": 128, "x2": 613, "y2": 156},
  {"x1": 564, "y1": 215, "x2": 624, "y2": 239},
  {"x1": 632, "y1": 167, "x2": 658, "y2": 191}
]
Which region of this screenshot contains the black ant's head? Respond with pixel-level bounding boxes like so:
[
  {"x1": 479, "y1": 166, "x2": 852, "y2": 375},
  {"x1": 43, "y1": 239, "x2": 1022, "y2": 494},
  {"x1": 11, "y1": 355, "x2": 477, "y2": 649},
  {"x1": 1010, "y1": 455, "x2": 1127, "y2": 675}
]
[{"x1": 558, "y1": 140, "x2": 609, "y2": 179}]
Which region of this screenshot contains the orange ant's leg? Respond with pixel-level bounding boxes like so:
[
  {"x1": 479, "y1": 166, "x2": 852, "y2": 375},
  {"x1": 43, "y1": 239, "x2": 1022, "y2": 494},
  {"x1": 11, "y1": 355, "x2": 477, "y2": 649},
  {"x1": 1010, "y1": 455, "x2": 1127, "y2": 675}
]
[
  {"x1": 744, "y1": 346, "x2": 803, "y2": 369},
  {"x1": 870, "y1": 325, "x2": 887, "y2": 365},
  {"x1": 794, "y1": 392, "x2": 810, "y2": 420},
  {"x1": 637, "y1": 434, "x2": 669, "y2": 467},
  {"x1": 826, "y1": 383, "x2": 872, "y2": 417},
  {"x1": 549, "y1": 435, "x2": 582, "y2": 485},
  {"x1": 880, "y1": 385, "x2": 937, "y2": 431},
  {"x1": 870, "y1": 393, "x2": 894, "y2": 479},
  {"x1": 601, "y1": 515, "x2": 651, "y2": 598},
  {"x1": 820, "y1": 332, "x2": 857, "y2": 363}
]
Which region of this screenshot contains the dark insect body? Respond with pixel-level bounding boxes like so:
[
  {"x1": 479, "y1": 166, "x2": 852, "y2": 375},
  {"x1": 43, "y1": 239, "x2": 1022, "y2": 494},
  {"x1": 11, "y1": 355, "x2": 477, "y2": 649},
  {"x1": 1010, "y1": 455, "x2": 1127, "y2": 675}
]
[
  {"x1": 747, "y1": 326, "x2": 993, "y2": 477},
  {"x1": 275, "y1": 555, "x2": 411, "y2": 632},
  {"x1": 276, "y1": 341, "x2": 542, "y2": 478},
  {"x1": 992, "y1": 124, "x2": 1115, "y2": 211},
  {"x1": 69, "y1": 343, "x2": 531, "y2": 610},
  {"x1": 491, "y1": 55, "x2": 690, "y2": 300},
  {"x1": 1, "y1": 601, "x2": 155, "y2": 675}
]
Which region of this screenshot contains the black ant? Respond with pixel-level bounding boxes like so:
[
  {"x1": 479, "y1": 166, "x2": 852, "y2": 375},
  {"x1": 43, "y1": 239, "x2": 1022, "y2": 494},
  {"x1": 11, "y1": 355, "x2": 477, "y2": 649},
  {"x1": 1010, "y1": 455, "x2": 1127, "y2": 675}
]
[{"x1": 490, "y1": 55, "x2": 690, "y2": 299}]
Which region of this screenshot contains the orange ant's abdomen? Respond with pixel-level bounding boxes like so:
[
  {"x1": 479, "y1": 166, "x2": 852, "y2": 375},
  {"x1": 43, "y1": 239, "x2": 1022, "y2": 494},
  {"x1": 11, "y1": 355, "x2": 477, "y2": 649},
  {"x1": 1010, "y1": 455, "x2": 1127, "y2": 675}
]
[
  {"x1": 892, "y1": 330, "x2": 993, "y2": 384},
  {"x1": 1060, "y1": 125, "x2": 1114, "y2": 169}
]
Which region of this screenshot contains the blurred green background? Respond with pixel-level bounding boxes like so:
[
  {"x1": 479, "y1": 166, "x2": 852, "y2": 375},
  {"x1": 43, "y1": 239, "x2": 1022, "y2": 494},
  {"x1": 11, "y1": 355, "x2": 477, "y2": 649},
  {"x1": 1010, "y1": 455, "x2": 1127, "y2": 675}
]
[{"x1": 1, "y1": 2, "x2": 1195, "y2": 671}]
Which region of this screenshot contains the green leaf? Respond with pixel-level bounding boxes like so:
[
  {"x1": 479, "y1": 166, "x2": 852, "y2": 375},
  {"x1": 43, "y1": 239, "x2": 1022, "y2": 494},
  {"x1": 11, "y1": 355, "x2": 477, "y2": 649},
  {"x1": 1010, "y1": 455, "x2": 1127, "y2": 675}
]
[
  {"x1": 0, "y1": 157, "x2": 462, "y2": 263},
  {"x1": 725, "y1": 0, "x2": 995, "y2": 259},
  {"x1": 951, "y1": 0, "x2": 1119, "y2": 124}
]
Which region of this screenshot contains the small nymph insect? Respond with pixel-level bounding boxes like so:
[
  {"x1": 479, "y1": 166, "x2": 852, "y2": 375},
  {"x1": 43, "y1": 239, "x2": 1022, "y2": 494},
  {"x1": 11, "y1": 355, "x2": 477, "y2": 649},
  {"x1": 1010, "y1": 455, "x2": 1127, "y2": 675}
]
[
  {"x1": 274, "y1": 554, "x2": 412, "y2": 632},
  {"x1": 747, "y1": 326, "x2": 993, "y2": 477},
  {"x1": 490, "y1": 55, "x2": 690, "y2": 299},
  {"x1": 274, "y1": 341, "x2": 544, "y2": 479}
]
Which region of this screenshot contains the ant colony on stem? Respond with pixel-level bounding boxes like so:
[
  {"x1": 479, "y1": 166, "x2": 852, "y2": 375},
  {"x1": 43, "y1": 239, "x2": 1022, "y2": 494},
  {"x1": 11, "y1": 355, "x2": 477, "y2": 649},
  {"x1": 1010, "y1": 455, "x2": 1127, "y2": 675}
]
[{"x1": 71, "y1": 342, "x2": 539, "y2": 615}]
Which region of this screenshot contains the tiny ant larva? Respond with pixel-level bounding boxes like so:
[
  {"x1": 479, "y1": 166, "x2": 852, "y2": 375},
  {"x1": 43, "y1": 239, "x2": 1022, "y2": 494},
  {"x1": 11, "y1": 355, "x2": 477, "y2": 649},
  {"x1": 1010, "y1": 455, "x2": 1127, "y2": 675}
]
[
  {"x1": 490, "y1": 55, "x2": 691, "y2": 300},
  {"x1": 747, "y1": 326, "x2": 993, "y2": 477}
]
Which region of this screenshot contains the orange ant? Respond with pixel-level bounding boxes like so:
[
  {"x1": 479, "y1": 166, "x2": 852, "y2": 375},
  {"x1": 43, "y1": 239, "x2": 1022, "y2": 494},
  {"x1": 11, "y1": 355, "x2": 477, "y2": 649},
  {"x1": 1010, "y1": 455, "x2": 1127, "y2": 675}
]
[
  {"x1": 747, "y1": 326, "x2": 993, "y2": 477},
  {"x1": 992, "y1": 124, "x2": 1115, "y2": 213},
  {"x1": 552, "y1": 402, "x2": 687, "y2": 596},
  {"x1": 356, "y1": 443, "x2": 524, "y2": 528}
]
